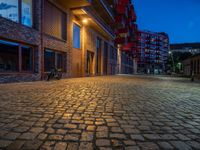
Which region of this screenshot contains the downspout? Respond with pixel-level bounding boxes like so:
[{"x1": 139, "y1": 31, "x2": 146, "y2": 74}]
[{"x1": 40, "y1": 0, "x2": 44, "y2": 80}]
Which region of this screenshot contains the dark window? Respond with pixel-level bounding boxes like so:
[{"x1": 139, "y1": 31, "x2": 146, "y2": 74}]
[
  {"x1": 0, "y1": 0, "x2": 33, "y2": 27},
  {"x1": 34, "y1": 48, "x2": 39, "y2": 73},
  {"x1": 96, "y1": 38, "x2": 101, "y2": 74},
  {"x1": 22, "y1": 45, "x2": 33, "y2": 71},
  {"x1": 103, "y1": 42, "x2": 108, "y2": 75},
  {"x1": 73, "y1": 23, "x2": 81, "y2": 48},
  {"x1": 44, "y1": 49, "x2": 66, "y2": 72},
  {"x1": 44, "y1": 0, "x2": 66, "y2": 40},
  {"x1": 0, "y1": 40, "x2": 35, "y2": 73},
  {"x1": 0, "y1": 40, "x2": 19, "y2": 72},
  {"x1": 110, "y1": 46, "x2": 116, "y2": 60},
  {"x1": 56, "y1": 53, "x2": 64, "y2": 69},
  {"x1": 44, "y1": 49, "x2": 55, "y2": 72}
]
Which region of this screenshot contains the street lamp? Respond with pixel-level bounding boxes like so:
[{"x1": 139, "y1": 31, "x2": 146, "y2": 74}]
[{"x1": 169, "y1": 51, "x2": 175, "y2": 73}]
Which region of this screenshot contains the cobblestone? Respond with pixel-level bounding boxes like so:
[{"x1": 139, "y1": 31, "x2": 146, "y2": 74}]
[{"x1": 0, "y1": 75, "x2": 200, "y2": 149}]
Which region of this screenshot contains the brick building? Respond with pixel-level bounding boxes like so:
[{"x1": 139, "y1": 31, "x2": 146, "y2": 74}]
[
  {"x1": 115, "y1": 1, "x2": 138, "y2": 74},
  {"x1": 135, "y1": 30, "x2": 169, "y2": 74},
  {"x1": 182, "y1": 54, "x2": 200, "y2": 79},
  {"x1": 0, "y1": 0, "x2": 137, "y2": 82}
]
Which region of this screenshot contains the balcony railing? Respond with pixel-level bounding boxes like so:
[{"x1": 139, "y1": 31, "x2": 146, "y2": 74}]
[
  {"x1": 115, "y1": 37, "x2": 126, "y2": 44},
  {"x1": 116, "y1": 0, "x2": 129, "y2": 5},
  {"x1": 116, "y1": 4, "x2": 126, "y2": 14},
  {"x1": 84, "y1": 7, "x2": 115, "y2": 38},
  {"x1": 100, "y1": 0, "x2": 115, "y2": 20},
  {"x1": 55, "y1": 0, "x2": 92, "y2": 9}
]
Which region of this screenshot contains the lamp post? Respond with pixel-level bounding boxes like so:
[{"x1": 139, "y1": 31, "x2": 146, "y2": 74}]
[{"x1": 169, "y1": 51, "x2": 175, "y2": 73}]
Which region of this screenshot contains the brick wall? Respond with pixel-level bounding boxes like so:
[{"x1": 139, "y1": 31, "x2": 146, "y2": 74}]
[
  {"x1": 0, "y1": 0, "x2": 72, "y2": 83},
  {"x1": 0, "y1": 0, "x2": 42, "y2": 83}
]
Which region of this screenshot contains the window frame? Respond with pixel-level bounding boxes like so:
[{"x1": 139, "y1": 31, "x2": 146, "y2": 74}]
[
  {"x1": 73, "y1": 23, "x2": 81, "y2": 49},
  {"x1": 21, "y1": 44, "x2": 34, "y2": 72},
  {"x1": 0, "y1": 39, "x2": 35, "y2": 74},
  {"x1": 44, "y1": 49, "x2": 67, "y2": 73},
  {"x1": 21, "y1": 0, "x2": 33, "y2": 27}
]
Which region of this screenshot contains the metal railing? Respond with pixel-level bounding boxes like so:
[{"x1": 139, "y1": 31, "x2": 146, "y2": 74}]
[
  {"x1": 99, "y1": 0, "x2": 115, "y2": 20},
  {"x1": 84, "y1": 7, "x2": 115, "y2": 38}
]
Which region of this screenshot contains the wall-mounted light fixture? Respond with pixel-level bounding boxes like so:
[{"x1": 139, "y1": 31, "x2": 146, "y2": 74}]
[{"x1": 82, "y1": 19, "x2": 88, "y2": 24}]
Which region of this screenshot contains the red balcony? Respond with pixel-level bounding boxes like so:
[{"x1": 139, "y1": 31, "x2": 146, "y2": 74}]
[
  {"x1": 114, "y1": 15, "x2": 126, "y2": 28},
  {"x1": 127, "y1": 17, "x2": 131, "y2": 24},
  {"x1": 115, "y1": 37, "x2": 126, "y2": 44},
  {"x1": 115, "y1": 28, "x2": 129, "y2": 37},
  {"x1": 131, "y1": 24, "x2": 138, "y2": 31},
  {"x1": 129, "y1": 5, "x2": 136, "y2": 21},
  {"x1": 117, "y1": 28, "x2": 128, "y2": 34},
  {"x1": 116, "y1": 4, "x2": 126, "y2": 14},
  {"x1": 121, "y1": 42, "x2": 136, "y2": 51},
  {"x1": 116, "y1": 0, "x2": 129, "y2": 5},
  {"x1": 115, "y1": 15, "x2": 123, "y2": 23}
]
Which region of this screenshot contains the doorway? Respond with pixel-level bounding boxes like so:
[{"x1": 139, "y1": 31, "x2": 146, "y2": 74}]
[
  {"x1": 96, "y1": 37, "x2": 102, "y2": 75},
  {"x1": 86, "y1": 51, "x2": 94, "y2": 76},
  {"x1": 103, "y1": 42, "x2": 108, "y2": 75}
]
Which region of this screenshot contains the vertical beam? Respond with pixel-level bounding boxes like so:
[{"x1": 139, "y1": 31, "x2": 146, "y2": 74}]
[
  {"x1": 18, "y1": 0, "x2": 22, "y2": 24},
  {"x1": 19, "y1": 45, "x2": 22, "y2": 72},
  {"x1": 32, "y1": 47, "x2": 34, "y2": 72},
  {"x1": 40, "y1": 0, "x2": 45, "y2": 79},
  {"x1": 117, "y1": 46, "x2": 121, "y2": 74}
]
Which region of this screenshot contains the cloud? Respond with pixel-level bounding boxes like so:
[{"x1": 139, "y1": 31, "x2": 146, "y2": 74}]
[{"x1": 0, "y1": 3, "x2": 17, "y2": 10}]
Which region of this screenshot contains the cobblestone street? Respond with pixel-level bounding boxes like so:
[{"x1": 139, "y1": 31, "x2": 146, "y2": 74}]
[{"x1": 0, "y1": 75, "x2": 200, "y2": 150}]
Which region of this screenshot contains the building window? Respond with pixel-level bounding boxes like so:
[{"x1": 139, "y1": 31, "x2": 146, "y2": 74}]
[
  {"x1": 21, "y1": 0, "x2": 32, "y2": 27},
  {"x1": 44, "y1": 0, "x2": 66, "y2": 40},
  {"x1": 110, "y1": 46, "x2": 116, "y2": 60},
  {"x1": 73, "y1": 23, "x2": 81, "y2": 49},
  {"x1": 0, "y1": 40, "x2": 19, "y2": 72},
  {"x1": 22, "y1": 45, "x2": 33, "y2": 71},
  {"x1": 0, "y1": 0, "x2": 33, "y2": 27},
  {"x1": 44, "y1": 49, "x2": 66, "y2": 72},
  {"x1": 0, "y1": 40, "x2": 34, "y2": 73},
  {"x1": 56, "y1": 52, "x2": 64, "y2": 70},
  {"x1": 44, "y1": 50, "x2": 55, "y2": 72}
]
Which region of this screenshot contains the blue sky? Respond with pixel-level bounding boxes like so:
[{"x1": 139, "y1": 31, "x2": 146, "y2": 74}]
[{"x1": 133, "y1": 0, "x2": 200, "y2": 44}]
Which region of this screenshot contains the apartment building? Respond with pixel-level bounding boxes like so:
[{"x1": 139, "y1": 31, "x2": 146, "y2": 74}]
[
  {"x1": 136, "y1": 30, "x2": 169, "y2": 74},
  {"x1": 115, "y1": 1, "x2": 138, "y2": 74},
  {"x1": 0, "y1": 0, "x2": 137, "y2": 82}
]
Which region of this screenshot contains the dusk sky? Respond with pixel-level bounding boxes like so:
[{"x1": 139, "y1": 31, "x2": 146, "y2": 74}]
[{"x1": 133, "y1": 0, "x2": 200, "y2": 44}]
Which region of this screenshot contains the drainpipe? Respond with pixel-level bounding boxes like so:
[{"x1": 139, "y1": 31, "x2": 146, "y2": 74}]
[{"x1": 40, "y1": 0, "x2": 44, "y2": 80}]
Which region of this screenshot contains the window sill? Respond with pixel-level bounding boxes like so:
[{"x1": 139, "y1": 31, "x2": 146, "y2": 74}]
[
  {"x1": 44, "y1": 34, "x2": 67, "y2": 43},
  {"x1": 73, "y1": 47, "x2": 81, "y2": 50},
  {"x1": 0, "y1": 72, "x2": 35, "y2": 75}
]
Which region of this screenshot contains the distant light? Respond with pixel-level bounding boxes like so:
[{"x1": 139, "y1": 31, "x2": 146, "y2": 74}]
[
  {"x1": 82, "y1": 19, "x2": 88, "y2": 24},
  {"x1": 169, "y1": 51, "x2": 172, "y2": 54}
]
